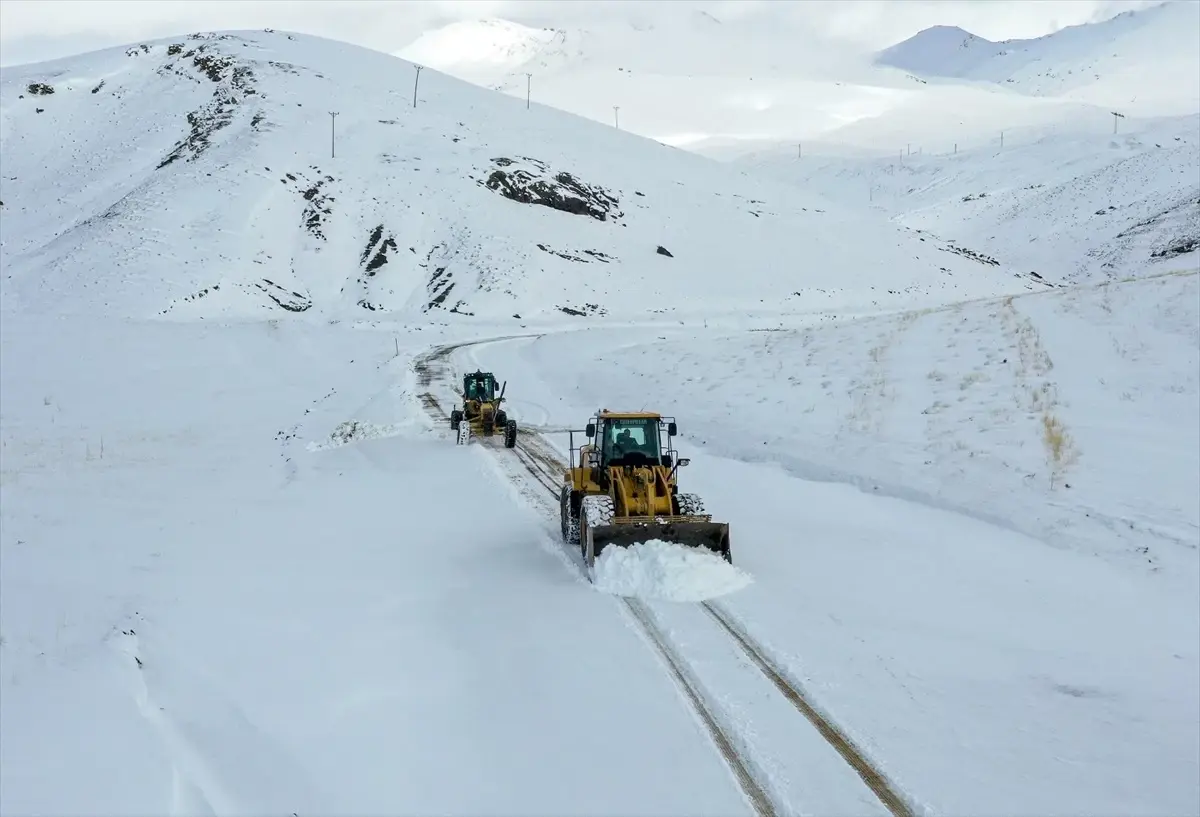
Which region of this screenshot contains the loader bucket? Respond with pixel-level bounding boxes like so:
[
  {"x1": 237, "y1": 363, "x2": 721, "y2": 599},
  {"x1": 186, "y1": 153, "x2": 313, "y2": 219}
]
[{"x1": 587, "y1": 517, "x2": 732, "y2": 564}]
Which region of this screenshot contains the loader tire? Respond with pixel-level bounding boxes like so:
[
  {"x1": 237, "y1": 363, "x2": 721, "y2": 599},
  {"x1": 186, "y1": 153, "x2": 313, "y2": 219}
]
[
  {"x1": 504, "y1": 418, "x2": 517, "y2": 449},
  {"x1": 580, "y1": 495, "x2": 615, "y2": 569},
  {"x1": 675, "y1": 493, "x2": 706, "y2": 516},
  {"x1": 560, "y1": 484, "x2": 580, "y2": 545},
  {"x1": 450, "y1": 409, "x2": 462, "y2": 431}
]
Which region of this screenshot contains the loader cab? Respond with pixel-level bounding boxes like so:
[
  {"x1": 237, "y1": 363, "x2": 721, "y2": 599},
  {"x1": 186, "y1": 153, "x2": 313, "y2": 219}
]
[
  {"x1": 588, "y1": 414, "x2": 674, "y2": 468},
  {"x1": 464, "y1": 372, "x2": 496, "y2": 402},
  {"x1": 571, "y1": 411, "x2": 687, "y2": 487}
]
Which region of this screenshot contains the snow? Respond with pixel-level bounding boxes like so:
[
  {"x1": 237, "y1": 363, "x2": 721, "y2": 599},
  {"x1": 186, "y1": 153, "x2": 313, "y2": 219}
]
[
  {"x1": 391, "y1": 2, "x2": 1198, "y2": 160},
  {"x1": 875, "y1": 1, "x2": 1200, "y2": 117},
  {"x1": 1, "y1": 17, "x2": 1198, "y2": 817},
  {"x1": 516, "y1": 271, "x2": 1200, "y2": 576},
  {"x1": 591, "y1": 539, "x2": 753, "y2": 602},
  {"x1": 393, "y1": 9, "x2": 880, "y2": 149},
  {"x1": 737, "y1": 113, "x2": 1200, "y2": 285},
  {"x1": 466, "y1": 280, "x2": 1200, "y2": 815},
  {"x1": 399, "y1": 18, "x2": 566, "y2": 86},
  {"x1": 0, "y1": 315, "x2": 754, "y2": 817},
  {"x1": 0, "y1": 30, "x2": 1018, "y2": 324}
]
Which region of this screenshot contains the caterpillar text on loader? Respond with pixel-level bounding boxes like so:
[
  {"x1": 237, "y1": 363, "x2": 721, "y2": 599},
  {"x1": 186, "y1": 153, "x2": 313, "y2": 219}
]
[
  {"x1": 559, "y1": 409, "x2": 731, "y2": 570},
  {"x1": 450, "y1": 370, "x2": 517, "y2": 447}
]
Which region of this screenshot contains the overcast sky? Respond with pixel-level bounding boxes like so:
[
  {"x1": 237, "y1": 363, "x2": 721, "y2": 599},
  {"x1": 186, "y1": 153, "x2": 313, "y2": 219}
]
[{"x1": 0, "y1": 0, "x2": 1167, "y2": 68}]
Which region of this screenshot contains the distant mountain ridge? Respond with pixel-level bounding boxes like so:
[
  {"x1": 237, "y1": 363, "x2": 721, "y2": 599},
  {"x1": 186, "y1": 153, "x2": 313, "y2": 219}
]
[{"x1": 872, "y1": 1, "x2": 1198, "y2": 116}]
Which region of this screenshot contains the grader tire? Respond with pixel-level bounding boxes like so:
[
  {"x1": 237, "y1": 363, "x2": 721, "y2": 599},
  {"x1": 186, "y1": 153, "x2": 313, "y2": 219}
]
[{"x1": 504, "y1": 418, "x2": 518, "y2": 448}]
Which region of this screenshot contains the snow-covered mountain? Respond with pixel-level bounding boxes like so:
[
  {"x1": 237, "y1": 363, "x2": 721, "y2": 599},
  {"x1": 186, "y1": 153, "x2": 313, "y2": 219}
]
[
  {"x1": 0, "y1": 30, "x2": 1024, "y2": 324},
  {"x1": 398, "y1": 18, "x2": 578, "y2": 90},
  {"x1": 715, "y1": 2, "x2": 1199, "y2": 286},
  {"x1": 733, "y1": 113, "x2": 1200, "y2": 285},
  {"x1": 393, "y1": 1, "x2": 1199, "y2": 163},
  {"x1": 395, "y1": 10, "x2": 930, "y2": 154},
  {"x1": 875, "y1": 0, "x2": 1200, "y2": 116}
]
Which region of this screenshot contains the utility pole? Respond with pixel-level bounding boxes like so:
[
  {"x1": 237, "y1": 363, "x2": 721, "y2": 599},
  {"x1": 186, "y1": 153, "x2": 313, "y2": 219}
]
[
  {"x1": 1111, "y1": 110, "x2": 1125, "y2": 134},
  {"x1": 613, "y1": 106, "x2": 620, "y2": 129},
  {"x1": 412, "y1": 64, "x2": 423, "y2": 108},
  {"x1": 525, "y1": 72, "x2": 532, "y2": 109},
  {"x1": 1000, "y1": 130, "x2": 1004, "y2": 148},
  {"x1": 797, "y1": 142, "x2": 802, "y2": 159},
  {"x1": 328, "y1": 111, "x2": 339, "y2": 159}
]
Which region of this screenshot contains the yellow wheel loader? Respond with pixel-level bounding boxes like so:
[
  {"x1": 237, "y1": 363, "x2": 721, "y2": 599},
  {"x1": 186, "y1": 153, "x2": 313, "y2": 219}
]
[
  {"x1": 559, "y1": 409, "x2": 731, "y2": 570},
  {"x1": 449, "y1": 370, "x2": 517, "y2": 447}
]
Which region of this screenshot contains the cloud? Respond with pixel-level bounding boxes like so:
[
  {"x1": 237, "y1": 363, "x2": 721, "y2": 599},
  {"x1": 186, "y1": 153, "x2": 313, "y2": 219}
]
[
  {"x1": 0, "y1": 0, "x2": 445, "y2": 66},
  {"x1": 0, "y1": 0, "x2": 1168, "y2": 67}
]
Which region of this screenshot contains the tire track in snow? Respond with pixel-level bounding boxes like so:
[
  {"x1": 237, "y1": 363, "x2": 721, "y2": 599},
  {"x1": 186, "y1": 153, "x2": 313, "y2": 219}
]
[
  {"x1": 701, "y1": 604, "x2": 914, "y2": 817},
  {"x1": 111, "y1": 627, "x2": 328, "y2": 817},
  {"x1": 424, "y1": 387, "x2": 777, "y2": 813},
  {"x1": 113, "y1": 630, "x2": 235, "y2": 817},
  {"x1": 415, "y1": 343, "x2": 772, "y2": 816},
  {"x1": 412, "y1": 338, "x2": 916, "y2": 817}
]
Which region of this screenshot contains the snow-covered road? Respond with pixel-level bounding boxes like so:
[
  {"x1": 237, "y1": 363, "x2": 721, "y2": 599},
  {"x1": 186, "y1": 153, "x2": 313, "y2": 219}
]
[{"x1": 413, "y1": 339, "x2": 911, "y2": 817}]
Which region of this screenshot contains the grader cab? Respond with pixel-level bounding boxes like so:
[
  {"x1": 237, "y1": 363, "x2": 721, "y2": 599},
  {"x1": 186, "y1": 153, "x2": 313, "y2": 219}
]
[{"x1": 450, "y1": 370, "x2": 517, "y2": 447}]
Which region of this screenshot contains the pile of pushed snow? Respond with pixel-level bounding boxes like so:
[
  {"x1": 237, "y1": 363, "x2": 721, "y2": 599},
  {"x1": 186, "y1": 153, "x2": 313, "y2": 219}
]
[
  {"x1": 307, "y1": 420, "x2": 409, "y2": 451},
  {"x1": 591, "y1": 540, "x2": 752, "y2": 602}
]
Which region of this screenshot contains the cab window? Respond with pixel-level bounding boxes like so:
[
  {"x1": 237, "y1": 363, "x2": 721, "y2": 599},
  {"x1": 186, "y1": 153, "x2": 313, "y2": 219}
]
[{"x1": 601, "y1": 418, "x2": 660, "y2": 461}]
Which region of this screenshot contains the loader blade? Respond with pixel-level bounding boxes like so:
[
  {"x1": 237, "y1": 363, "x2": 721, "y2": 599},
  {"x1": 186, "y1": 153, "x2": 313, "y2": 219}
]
[{"x1": 590, "y1": 519, "x2": 732, "y2": 562}]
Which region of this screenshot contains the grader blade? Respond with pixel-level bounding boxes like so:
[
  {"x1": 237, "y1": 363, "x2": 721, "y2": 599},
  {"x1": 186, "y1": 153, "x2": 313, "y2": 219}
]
[{"x1": 591, "y1": 517, "x2": 732, "y2": 562}]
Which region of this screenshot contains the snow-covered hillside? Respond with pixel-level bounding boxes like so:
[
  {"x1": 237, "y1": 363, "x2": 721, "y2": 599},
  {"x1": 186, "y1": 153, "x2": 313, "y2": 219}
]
[
  {"x1": 514, "y1": 270, "x2": 1200, "y2": 576},
  {"x1": 736, "y1": 113, "x2": 1200, "y2": 284},
  {"x1": 0, "y1": 30, "x2": 1024, "y2": 323},
  {"x1": 875, "y1": 1, "x2": 1200, "y2": 116}
]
